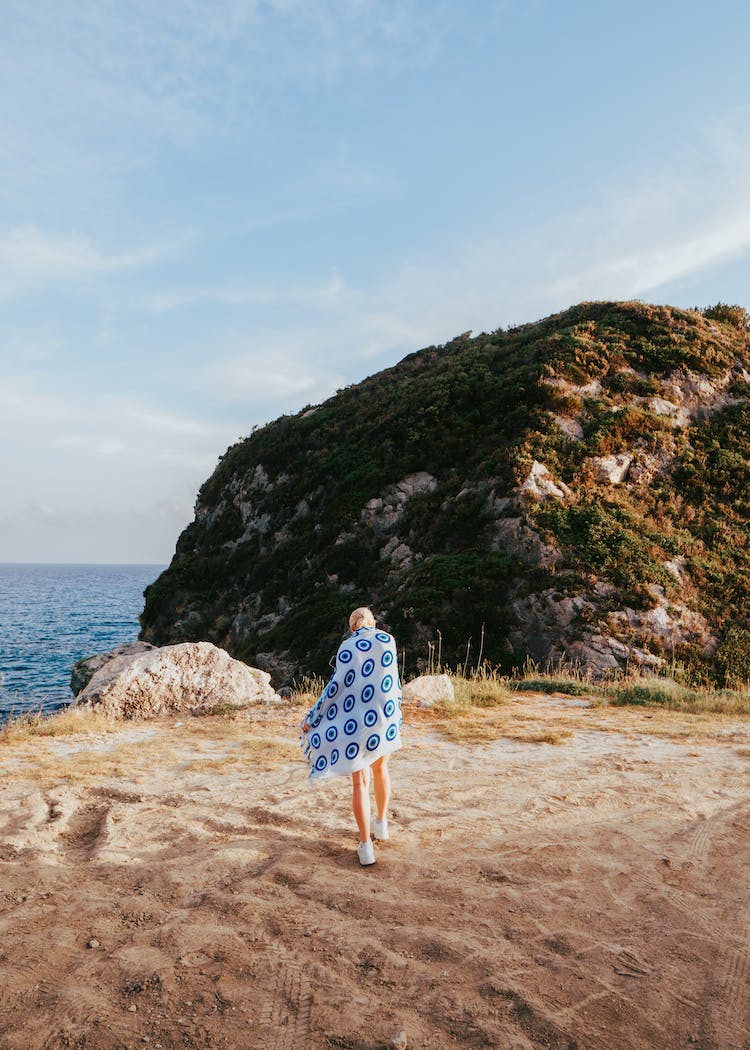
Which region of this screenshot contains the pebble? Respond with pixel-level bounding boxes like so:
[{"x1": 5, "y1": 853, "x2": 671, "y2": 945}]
[
  {"x1": 87, "y1": 938, "x2": 100, "y2": 949},
  {"x1": 128, "y1": 1005, "x2": 137, "y2": 1013},
  {"x1": 387, "y1": 1032, "x2": 408, "y2": 1050}
]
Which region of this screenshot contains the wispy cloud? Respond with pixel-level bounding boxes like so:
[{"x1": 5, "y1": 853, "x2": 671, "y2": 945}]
[
  {"x1": 149, "y1": 273, "x2": 348, "y2": 313},
  {"x1": 0, "y1": 226, "x2": 168, "y2": 298}
]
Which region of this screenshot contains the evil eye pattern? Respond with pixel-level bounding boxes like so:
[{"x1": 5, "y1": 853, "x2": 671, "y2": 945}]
[{"x1": 303, "y1": 629, "x2": 402, "y2": 779}]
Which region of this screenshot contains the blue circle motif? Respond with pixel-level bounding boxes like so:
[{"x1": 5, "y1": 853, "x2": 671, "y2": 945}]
[
  {"x1": 366, "y1": 733, "x2": 381, "y2": 752},
  {"x1": 310, "y1": 733, "x2": 321, "y2": 749},
  {"x1": 362, "y1": 658, "x2": 375, "y2": 677},
  {"x1": 376, "y1": 631, "x2": 390, "y2": 643},
  {"x1": 364, "y1": 709, "x2": 377, "y2": 727},
  {"x1": 343, "y1": 694, "x2": 356, "y2": 712},
  {"x1": 344, "y1": 668, "x2": 356, "y2": 687},
  {"x1": 386, "y1": 723, "x2": 398, "y2": 741},
  {"x1": 384, "y1": 699, "x2": 395, "y2": 718},
  {"x1": 328, "y1": 681, "x2": 339, "y2": 697},
  {"x1": 355, "y1": 638, "x2": 372, "y2": 651},
  {"x1": 344, "y1": 718, "x2": 358, "y2": 736},
  {"x1": 330, "y1": 748, "x2": 340, "y2": 765},
  {"x1": 381, "y1": 650, "x2": 394, "y2": 667},
  {"x1": 310, "y1": 713, "x2": 322, "y2": 728},
  {"x1": 345, "y1": 742, "x2": 359, "y2": 760},
  {"x1": 381, "y1": 674, "x2": 394, "y2": 693},
  {"x1": 338, "y1": 648, "x2": 353, "y2": 664},
  {"x1": 326, "y1": 702, "x2": 338, "y2": 721},
  {"x1": 361, "y1": 684, "x2": 375, "y2": 703},
  {"x1": 315, "y1": 755, "x2": 328, "y2": 772},
  {"x1": 325, "y1": 726, "x2": 338, "y2": 742}
]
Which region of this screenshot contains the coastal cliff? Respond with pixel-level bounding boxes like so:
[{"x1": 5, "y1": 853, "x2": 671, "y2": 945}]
[{"x1": 139, "y1": 300, "x2": 750, "y2": 684}]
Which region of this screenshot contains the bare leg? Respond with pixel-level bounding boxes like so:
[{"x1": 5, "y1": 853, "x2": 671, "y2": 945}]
[
  {"x1": 351, "y1": 769, "x2": 371, "y2": 841},
  {"x1": 371, "y1": 755, "x2": 391, "y2": 821}
]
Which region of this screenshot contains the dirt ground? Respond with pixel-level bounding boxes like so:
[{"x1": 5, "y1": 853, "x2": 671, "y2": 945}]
[{"x1": 0, "y1": 694, "x2": 749, "y2": 1050}]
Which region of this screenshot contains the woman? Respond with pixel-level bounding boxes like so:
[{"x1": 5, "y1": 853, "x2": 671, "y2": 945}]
[{"x1": 300, "y1": 607, "x2": 403, "y2": 866}]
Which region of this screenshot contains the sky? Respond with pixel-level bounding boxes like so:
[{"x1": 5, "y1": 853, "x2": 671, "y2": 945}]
[{"x1": 2, "y1": 0, "x2": 750, "y2": 563}]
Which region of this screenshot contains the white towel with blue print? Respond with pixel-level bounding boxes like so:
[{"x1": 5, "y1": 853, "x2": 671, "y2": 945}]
[{"x1": 301, "y1": 626, "x2": 403, "y2": 780}]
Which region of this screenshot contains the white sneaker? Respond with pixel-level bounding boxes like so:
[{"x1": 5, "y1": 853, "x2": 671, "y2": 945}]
[
  {"x1": 372, "y1": 817, "x2": 390, "y2": 841},
  {"x1": 357, "y1": 840, "x2": 376, "y2": 866}
]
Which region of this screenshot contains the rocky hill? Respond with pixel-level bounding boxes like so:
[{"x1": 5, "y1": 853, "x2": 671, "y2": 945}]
[{"x1": 140, "y1": 301, "x2": 750, "y2": 686}]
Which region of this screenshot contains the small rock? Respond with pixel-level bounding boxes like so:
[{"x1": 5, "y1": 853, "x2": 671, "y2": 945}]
[
  {"x1": 127, "y1": 1004, "x2": 137, "y2": 1012},
  {"x1": 87, "y1": 938, "x2": 100, "y2": 949},
  {"x1": 387, "y1": 1032, "x2": 408, "y2": 1050},
  {"x1": 402, "y1": 674, "x2": 454, "y2": 708}
]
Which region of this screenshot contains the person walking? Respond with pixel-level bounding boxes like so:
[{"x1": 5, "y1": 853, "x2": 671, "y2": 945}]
[{"x1": 300, "y1": 607, "x2": 403, "y2": 866}]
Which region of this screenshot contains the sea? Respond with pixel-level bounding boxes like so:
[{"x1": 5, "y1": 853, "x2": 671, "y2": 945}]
[{"x1": 0, "y1": 564, "x2": 165, "y2": 723}]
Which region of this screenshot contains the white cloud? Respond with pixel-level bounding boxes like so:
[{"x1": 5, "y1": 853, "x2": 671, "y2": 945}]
[
  {"x1": 205, "y1": 353, "x2": 346, "y2": 403},
  {"x1": 148, "y1": 273, "x2": 349, "y2": 314},
  {"x1": 0, "y1": 226, "x2": 167, "y2": 299},
  {"x1": 96, "y1": 439, "x2": 126, "y2": 456}
]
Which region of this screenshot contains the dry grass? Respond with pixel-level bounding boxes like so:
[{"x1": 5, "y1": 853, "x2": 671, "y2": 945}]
[
  {"x1": 0, "y1": 706, "x2": 118, "y2": 743},
  {"x1": 604, "y1": 677, "x2": 750, "y2": 715}
]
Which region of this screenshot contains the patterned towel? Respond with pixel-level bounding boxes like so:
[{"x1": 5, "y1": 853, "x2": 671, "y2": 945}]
[{"x1": 301, "y1": 626, "x2": 403, "y2": 780}]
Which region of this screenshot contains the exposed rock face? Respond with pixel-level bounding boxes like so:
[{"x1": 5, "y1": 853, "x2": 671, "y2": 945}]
[
  {"x1": 70, "y1": 641, "x2": 156, "y2": 697},
  {"x1": 402, "y1": 674, "x2": 455, "y2": 707},
  {"x1": 73, "y1": 642, "x2": 280, "y2": 719},
  {"x1": 518, "y1": 461, "x2": 571, "y2": 501},
  {"x1": 139, "y1": 301, "x2": 750, "y2": 682},
  {"x1": 588, "y1": 453, "x2": 632, "y2": 484}
]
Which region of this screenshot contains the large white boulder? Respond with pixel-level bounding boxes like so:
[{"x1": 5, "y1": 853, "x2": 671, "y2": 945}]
[
  {"x1": 402, "y1": 674, "x2": 455, "y2": 708},
  {"x1": 73, "y1": 641, "x2": 280, "y2": 719}
]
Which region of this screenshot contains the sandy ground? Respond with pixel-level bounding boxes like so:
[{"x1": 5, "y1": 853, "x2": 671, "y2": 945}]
[{"x1": 0, "y1": 695, "x2": 749, "y2": 1050}]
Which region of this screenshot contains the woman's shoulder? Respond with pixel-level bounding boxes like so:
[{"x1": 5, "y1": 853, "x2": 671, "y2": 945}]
[{"x1": 340, "y1": 625, "x2": 396, "y2": 649}]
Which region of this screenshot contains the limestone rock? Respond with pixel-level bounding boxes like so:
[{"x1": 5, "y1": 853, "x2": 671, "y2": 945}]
[
  {"x1": 518, "y1": 461, "x2": 571, "y2": 501},
  {"x1": 361, "y1": 473, "x2": 438, "y2": 534},
  {"x1": 402, "y1": 674, "x2": 454, "y2": 708},
  {"x1": 70, "y1": 641, "x2": 156, "y2": 697},
  {"x1": 553, "y1": 414, "x2": 584, "y2": 441},
  {"x1": 492, "y1": 517, "x2": 561, "y2": 568},
  {"x1": 73, "y1": 642, "x2": 281, "y2": 719},
  {"x1": 588, "y1": 453, "x2": 632, "y2": 484}
]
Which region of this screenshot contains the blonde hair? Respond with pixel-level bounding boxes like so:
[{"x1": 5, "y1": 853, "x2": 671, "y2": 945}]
[{"x1": 349, "y1": 606, "x2": 376, "y2": 632}]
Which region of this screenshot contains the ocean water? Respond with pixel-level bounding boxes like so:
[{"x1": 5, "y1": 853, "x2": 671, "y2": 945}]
[{"x1": 0, "y1": 564, "x2": 165, "y2": 722}]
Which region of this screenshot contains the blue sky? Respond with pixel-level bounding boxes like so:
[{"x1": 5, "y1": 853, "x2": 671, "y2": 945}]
[{"x1": 2, "y1": 0, "x2": 750, "y2": 562}]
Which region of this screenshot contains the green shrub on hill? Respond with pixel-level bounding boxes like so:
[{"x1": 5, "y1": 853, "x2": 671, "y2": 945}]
[{"x1": 141, "y1": 300, "x2": 750, "y2": 685}]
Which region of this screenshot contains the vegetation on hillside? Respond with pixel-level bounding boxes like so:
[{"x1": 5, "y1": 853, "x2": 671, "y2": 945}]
[{"x1": 140, "y1": 300, "x2": 750, "y2": 685}]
